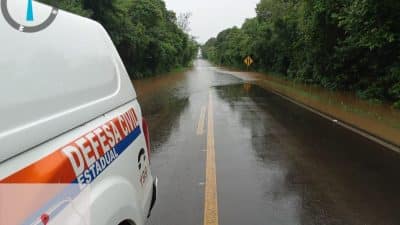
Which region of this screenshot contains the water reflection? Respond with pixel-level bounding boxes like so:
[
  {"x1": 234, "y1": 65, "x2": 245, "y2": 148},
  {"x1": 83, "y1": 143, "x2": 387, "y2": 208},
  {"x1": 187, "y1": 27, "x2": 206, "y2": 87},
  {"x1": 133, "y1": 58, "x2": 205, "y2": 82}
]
[
  {"x1": 215, "y1": 83, "x2": 400, "y2": 225},
  {"x1": 222, "y1": 70, "x2": 400, "y2": 146},
  {"x1": 132, "y1": 59, "x2": 400, "y2": 225},
  {"x1": 213, "y1": 84, "x2": 301, "y2": 225},
  {"x1": 133, "y1": 60, "x2": 245, "y2": 225}
]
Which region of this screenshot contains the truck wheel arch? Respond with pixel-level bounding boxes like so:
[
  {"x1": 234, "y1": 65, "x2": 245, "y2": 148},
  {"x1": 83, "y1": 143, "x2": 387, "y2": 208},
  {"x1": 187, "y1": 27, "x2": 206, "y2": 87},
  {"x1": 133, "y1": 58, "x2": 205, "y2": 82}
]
[{"x1": 91, "y1": 176, "x2": 144, "y2": 225}]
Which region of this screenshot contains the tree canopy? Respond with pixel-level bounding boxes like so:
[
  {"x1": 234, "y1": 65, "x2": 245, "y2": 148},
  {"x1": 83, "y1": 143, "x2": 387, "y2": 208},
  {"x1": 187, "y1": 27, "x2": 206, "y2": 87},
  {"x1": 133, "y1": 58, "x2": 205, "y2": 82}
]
[
  {"x1": 39, "y1": 0, "x2": 198, "y2": 79},
  {"x1": 202, "y1": 0, "x2": 400, "y2": 108}
]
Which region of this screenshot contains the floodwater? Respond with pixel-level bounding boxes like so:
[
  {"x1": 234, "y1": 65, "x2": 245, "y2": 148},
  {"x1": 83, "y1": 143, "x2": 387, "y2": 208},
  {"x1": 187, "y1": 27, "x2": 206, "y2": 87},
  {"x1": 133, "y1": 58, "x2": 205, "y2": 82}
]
[
  {"x1": 133, "y1": 59, "x2": 400, "y2": 225},
  {"x1": 218, "y1": 70, "x2": 400, "y2": 147}
]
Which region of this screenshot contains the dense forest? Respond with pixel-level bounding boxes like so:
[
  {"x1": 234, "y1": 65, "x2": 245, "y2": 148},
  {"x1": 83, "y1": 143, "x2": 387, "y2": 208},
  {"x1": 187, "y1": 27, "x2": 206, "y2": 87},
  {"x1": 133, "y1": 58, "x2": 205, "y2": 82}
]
[
  {"x1": 39, "y1": 0, "x2": 198, "y2": 79},
  {"x1": 202, "y1": 0, "x2": 400, "y2": 108}
]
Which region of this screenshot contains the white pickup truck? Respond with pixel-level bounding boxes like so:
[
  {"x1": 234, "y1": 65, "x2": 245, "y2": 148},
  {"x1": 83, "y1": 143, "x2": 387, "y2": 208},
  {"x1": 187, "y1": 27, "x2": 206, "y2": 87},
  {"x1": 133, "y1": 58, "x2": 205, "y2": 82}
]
[{"x1": 0, "y1": 1, "x2": 157, "y2": 225}]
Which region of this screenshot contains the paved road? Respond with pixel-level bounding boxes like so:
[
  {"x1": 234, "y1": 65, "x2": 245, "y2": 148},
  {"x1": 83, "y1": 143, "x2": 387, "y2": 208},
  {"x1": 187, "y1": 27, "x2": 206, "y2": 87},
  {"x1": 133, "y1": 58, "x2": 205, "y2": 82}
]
[{"x1": 135, "y1": 60, "x2": 400, "y2": 225}]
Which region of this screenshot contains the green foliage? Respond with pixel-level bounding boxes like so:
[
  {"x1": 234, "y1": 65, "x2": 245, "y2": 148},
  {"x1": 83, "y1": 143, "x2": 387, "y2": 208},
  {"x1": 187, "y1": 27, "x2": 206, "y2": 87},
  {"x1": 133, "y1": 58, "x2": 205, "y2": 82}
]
[
  {"x1": 39, "y1": 0, "x2": 91, "y2": 16},
  {"x1": 390, "y1": 81, "x2": 400, "y2": 108},
  {"x1": 202, "y1": 0, "x2": 400, "y2": 108},
  {"x1": 39, "y1": 0, "x2": 198, "y2": 78}
]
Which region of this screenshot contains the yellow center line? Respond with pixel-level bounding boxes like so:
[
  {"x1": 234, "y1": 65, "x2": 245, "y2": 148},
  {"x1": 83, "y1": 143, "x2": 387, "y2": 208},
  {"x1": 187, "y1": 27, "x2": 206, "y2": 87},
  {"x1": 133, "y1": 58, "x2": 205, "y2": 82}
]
[
  {"x1": 204, "y1": 91, "x2": 219, "y2": 225},
  {"x1": 197, "y1": 106, "x2": 207, "y2": 135}
]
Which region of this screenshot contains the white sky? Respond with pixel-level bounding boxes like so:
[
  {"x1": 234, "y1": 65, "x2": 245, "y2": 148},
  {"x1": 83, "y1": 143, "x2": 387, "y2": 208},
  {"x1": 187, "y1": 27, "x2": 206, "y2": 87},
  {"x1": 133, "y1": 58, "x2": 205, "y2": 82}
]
[{"x1": 164, "y1": 0, "x2": 258, "y2": 43}]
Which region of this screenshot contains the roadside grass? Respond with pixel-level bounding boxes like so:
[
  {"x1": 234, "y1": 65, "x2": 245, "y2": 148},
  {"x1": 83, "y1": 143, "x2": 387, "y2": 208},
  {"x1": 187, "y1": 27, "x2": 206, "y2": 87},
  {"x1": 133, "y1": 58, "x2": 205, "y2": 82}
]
[{"x1": 257, "y1": 75, "x2": 400, "y2": 131}]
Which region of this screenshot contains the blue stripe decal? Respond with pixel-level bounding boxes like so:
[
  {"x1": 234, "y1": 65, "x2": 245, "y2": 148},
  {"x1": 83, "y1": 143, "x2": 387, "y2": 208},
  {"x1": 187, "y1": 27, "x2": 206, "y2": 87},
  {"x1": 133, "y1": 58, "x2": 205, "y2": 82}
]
[{"x1": 22, "y1": 126, "x2": 142, "y2": 225}]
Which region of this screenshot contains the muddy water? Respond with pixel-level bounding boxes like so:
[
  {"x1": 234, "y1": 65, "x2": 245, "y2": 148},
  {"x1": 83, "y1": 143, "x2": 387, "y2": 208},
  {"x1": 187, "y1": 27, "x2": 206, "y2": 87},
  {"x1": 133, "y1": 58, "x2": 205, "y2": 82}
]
[
  {"x1": 132, "y1": 71, "x2": 187, "y2": 100},
  {"x1": 133, "y1": 66, "x2": 400, "y2": 147},
  {"x1": 219, "y1": 70, "x2": 400, "y2": 147}
]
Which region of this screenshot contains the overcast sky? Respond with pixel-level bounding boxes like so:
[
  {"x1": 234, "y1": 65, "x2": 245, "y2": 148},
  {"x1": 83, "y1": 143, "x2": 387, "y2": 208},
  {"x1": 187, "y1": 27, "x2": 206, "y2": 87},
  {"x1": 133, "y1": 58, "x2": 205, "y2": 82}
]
[{"x1": 164, "y1": 0, "x2": 258, "y2": 43}]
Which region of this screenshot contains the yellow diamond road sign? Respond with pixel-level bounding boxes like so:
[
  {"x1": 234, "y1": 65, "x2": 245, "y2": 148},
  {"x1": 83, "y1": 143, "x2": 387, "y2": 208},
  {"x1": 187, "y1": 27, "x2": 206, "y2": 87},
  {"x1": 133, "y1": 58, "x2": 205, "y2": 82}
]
[{"x1": 244, "y1": 56, "x2": 253, "y2": 67}]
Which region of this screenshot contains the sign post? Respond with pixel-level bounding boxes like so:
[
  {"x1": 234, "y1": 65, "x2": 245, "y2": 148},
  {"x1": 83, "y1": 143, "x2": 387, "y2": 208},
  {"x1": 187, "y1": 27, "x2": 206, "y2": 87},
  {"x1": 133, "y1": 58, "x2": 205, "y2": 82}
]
[{"x1": 244, "y1": 56, "x2": 254, "y2": 70}]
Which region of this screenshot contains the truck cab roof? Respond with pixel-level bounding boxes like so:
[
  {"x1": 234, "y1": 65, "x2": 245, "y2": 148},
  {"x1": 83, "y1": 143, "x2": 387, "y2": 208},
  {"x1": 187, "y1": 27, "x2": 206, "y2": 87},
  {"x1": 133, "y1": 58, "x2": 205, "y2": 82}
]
[{"x1": 0, "y1": 1, "x2": 136, "y2": 162}]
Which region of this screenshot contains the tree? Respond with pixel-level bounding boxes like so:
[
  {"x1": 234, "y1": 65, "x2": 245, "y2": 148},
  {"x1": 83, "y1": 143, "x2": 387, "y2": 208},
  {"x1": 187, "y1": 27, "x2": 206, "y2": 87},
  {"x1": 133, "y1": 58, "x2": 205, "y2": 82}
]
[
  {"x1": 202, "y1": 0, "x2": 400, "y2": 108},
  {"x1": 177, "y1": 12, "x2": 192, "y2": 33},
  {"x1": 38, "y1": 0, "x2": 198, "y2": 79}
]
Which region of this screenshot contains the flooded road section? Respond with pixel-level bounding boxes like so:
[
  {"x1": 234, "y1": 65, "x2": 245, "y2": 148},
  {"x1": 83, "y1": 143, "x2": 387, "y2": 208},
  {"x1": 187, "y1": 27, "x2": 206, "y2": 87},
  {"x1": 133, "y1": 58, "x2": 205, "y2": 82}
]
[
  {"x1": 217, "y1": 69, "x2": 400, "y2": 147},
  {"x1": 134, "y1": 60, "x2": 400, "y2": 225}
]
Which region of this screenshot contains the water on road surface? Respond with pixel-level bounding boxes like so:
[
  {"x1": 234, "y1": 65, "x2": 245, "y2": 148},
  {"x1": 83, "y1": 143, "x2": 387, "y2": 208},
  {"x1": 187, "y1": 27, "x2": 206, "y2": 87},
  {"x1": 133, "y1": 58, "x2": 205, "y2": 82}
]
[{"x1": 134, "y1": 60, "x2": 400, "y2": 225}]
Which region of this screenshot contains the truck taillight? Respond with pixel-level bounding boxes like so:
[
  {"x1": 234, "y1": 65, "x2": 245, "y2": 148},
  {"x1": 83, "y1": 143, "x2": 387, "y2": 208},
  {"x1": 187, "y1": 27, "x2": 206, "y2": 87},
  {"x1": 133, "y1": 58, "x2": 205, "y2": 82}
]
[{"x1": 142, "y1": 118, "x2": 151, "y2": 162}]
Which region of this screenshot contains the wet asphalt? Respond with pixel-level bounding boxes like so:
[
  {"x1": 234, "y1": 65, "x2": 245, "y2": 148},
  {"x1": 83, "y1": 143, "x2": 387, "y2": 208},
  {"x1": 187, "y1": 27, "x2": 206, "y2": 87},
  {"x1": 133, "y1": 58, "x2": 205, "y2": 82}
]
[{"x1": 136, "y1": 60, "x2": 400, "y2": 225}]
